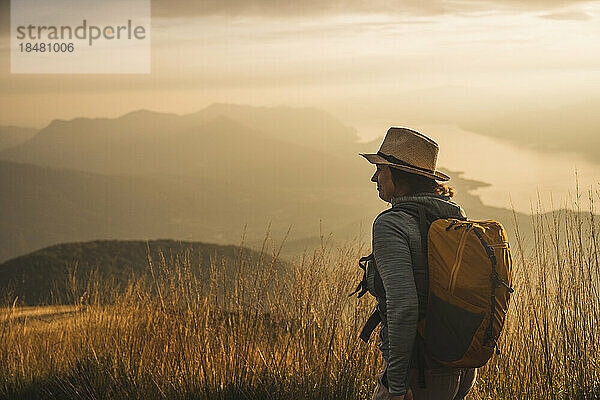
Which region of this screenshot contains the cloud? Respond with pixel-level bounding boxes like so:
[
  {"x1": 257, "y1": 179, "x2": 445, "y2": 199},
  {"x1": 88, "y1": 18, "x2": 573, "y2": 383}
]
[
  {"x1": 0, "y1": 0, "x2": 592, "y2": 20},
  {"x1": 539, "y1": 9, "x2": 593, "y2": 20},
  {"x1": 150, "y1": 0, "x2": 592, "y2": 18},
  {"x1": 0, "y1": 0, "x2": 593, "y2": 39},
  {"x1": 151, "y1": 0, "x2": 450, "y2": 18}
]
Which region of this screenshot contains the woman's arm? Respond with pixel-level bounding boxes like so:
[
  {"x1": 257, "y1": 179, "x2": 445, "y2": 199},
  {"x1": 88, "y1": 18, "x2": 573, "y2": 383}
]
[{"x1": 373, "y1": 212, "x2": 419, "y2": 397}]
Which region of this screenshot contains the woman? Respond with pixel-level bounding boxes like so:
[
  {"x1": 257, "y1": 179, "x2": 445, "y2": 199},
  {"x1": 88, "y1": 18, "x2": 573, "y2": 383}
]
[{"x1": 359, "y1": 127, "x2": 476, "y2": 400}]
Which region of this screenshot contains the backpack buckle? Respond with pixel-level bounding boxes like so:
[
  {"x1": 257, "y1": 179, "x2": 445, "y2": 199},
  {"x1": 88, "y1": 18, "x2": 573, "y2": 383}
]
[{"x1": 491, "y1": 271, "x2": 514, "y2": 293}]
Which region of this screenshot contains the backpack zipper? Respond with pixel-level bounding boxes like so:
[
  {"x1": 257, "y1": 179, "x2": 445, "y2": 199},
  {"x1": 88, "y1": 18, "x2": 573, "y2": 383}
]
[{"x1": 448, "y1": 227, "x2": 470, "y2": 293}]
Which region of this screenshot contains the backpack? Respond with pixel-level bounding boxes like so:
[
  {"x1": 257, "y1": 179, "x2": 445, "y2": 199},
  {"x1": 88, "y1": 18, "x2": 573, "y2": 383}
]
[{"x1": 351, "y1": 204, "x2": 514, "y2": 368}]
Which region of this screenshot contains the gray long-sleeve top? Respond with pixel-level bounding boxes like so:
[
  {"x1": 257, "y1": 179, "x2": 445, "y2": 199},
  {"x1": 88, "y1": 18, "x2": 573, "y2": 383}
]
[{"x1": 367, "y1": 193, "x2": 466, "y2": 396}]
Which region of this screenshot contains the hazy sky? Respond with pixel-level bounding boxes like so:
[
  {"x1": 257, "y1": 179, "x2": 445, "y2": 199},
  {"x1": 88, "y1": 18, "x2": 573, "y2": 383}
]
[
  {"x1": 2, "y1": 0, "x2": 600, "y2": 133},
  {"x1": 1, "y1": 0, "x2": 599, "y2": 212}
]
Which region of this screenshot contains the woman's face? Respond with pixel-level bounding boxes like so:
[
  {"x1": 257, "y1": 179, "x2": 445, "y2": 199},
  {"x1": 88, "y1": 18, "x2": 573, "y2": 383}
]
[{"x1": 371, "y1": 164, "x2": 396, "y2": 202}]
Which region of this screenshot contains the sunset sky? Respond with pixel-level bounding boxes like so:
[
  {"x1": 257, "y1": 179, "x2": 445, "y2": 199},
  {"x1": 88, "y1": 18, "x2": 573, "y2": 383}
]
[
  {"x1": 1, "y1": 0, "x2": 599, "y2": 130},
  {"x1": 1, "y1": 0, "x2": 599, "y2": 211}
]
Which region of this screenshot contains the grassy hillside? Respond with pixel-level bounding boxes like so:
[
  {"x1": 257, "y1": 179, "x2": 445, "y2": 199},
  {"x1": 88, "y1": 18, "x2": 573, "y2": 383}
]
[
  {"x1": 0, "y1": 239, "x2": 286, "y2": 306},
  {"x1": 0, "y1": 196, "x2": 598, "y2": 399}
]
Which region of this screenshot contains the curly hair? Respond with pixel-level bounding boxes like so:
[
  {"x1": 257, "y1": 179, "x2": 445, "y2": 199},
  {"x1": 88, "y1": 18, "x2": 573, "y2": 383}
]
[{"x1": 389, "y1": 166, "x2": 455, "y2": 199}]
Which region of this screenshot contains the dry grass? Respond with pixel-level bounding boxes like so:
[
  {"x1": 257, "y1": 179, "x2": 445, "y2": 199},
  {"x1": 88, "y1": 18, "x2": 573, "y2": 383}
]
[{"x1": 1, "y1": 191, "x2": 600, "y2": 399}]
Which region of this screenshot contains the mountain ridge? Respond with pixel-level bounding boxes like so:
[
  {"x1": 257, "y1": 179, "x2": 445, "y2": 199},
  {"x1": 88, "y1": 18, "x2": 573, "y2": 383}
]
[
  {"x1": 0, "y1": 238, "x2": 286, "y2": 306},
  {"x1": 0, "y1": 104, "x2": 363, "y2": 186}
]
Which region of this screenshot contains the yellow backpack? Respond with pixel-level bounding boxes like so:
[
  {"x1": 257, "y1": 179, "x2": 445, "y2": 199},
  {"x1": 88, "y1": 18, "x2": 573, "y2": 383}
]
[{"x1": 352, "y1": 204, "x2": 514, "y2": 368}]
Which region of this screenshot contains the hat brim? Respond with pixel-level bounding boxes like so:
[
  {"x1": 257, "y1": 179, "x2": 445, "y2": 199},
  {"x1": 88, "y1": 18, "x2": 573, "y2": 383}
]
[{"x1": 359, "y1": 153, "x2": 450, "y2": 182}]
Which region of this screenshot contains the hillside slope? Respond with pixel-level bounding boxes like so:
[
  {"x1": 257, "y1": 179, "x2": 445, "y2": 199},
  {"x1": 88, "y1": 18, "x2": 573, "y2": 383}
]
[
  {"x1": 0, "y1": 239, "x2": 285, "y2": 305},
  {"x1": 0, "y1": 125, "x2": 37, "y2": 151},
  {"x1": 0, "y1": 160, "x2": 373, "y2": 262}
]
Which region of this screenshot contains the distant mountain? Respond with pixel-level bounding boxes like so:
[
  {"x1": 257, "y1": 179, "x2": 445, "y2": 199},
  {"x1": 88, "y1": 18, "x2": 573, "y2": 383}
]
[
  {"x1": 2, "y1": 157, "x2": 517, "y2": 265},
  {"x1": 0, "y1": 160, "x2": 375, "y2": 263},
  {"x1": 0, "y1": 125, "x2": 37, "y2": 151},
  {"x1": 186, "y1": 103, "x2": 362, "y2": 156},
  {"x1": 461, "y1": 99, "x2": 600, "y2": 164},
  {"x1": 0, "y1": 239, "x2": 285, "y2": 306},
  {"x1": 1, "y1": 156, "x2": 589, "y2": 271},
  {"x1": 0, "y1": 105, "x2": 365, "y2": 187},
  {"x1": 0, "y1": 105, "x2": 373, "y2": 263}
]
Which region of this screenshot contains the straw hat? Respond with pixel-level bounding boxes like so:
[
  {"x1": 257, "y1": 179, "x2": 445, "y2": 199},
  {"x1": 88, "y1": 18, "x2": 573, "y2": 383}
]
[{"x1": 359, "y1": 127, "x2": 450, "y2": 181}]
